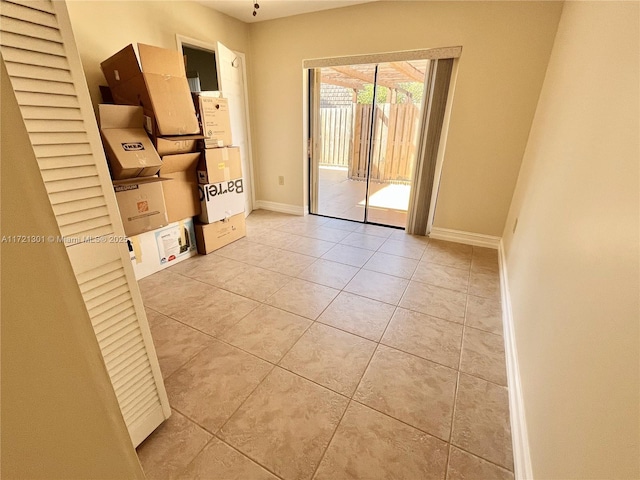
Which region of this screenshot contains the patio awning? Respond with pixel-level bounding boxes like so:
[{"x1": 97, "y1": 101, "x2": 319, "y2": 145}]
[{"x1": 320, "y1": 60, "x2": 429, "y2": 91}]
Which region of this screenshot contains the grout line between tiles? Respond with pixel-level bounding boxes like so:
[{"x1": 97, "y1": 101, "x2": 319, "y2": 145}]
[
  {"x1": 348, "y1": 396, "x2": 454, "y2": 445},
  {"x1": 309, "y1": 399, "x2": 353, "y2": 480},
  {"x1": 214, "y1": 363, "x2": 277, "y2": 435},
  {"x1": 211, "y1": 434, "x2": 286, "y2": 480},
  {"x1": 447, "y1": 443, "x2": 516, "y2": 474},
  {"x1": 444, "y1": 293, "x2": 470, "y2": 480}
]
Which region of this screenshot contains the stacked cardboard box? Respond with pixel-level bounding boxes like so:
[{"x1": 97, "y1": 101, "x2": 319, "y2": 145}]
[
  {"x1": 98, "y1": 44, "x2": 207, "y2": 278},
  {"x1": 98, "y1": 43, "x2": 245, "y2": 260},
  {"x1": 193, "y1": 94, "x2": 246, "y2": 254},
  {"x1": 99, "y1": 104, "x2": 168, "y2": 237},
  {"x1": 101, "y1": 44, "x2": 204, "y2": 227},
  {"x1": 98, "y1": 103, "x2": 198, "y2": 280}
]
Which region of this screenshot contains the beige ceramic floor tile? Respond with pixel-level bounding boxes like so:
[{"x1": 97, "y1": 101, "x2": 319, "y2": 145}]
[
  {"x1": 469, "y1": 270, "x2": 501, "y2": 299},
  {"x1": 297, "y1": 258, "x2": 359, "y2": 289},
  {"x1": 215, "y1": 239, "x2": 278, "y2": 266},
  {"x1": 280, "y1": 323, "x2": 376, "y2": 396},
  {"x1": 465, "y1": 295, "x2": 503, "y2": 335},
  {"x1": 139, "y1": 270, "x2": 206, "y2": 315},
  {"x1": 446, "y1": 446, "x2": 514, "y2": 480},
  {"x1": 340, "y1": 232, "x2": 387, "y2": 251},
  {"x1": 460, "y1": 327, "x2": 507, "y2": 386},
  {"x1": 217, "y1": 264, "x2": 291, "y2": 302},
  {"x1": 354, "y1": 345, "x2": 457, "y2": 440},
  {"x1": 303, "y1": 226, "x2": 351, "y2": 243},
  {"x1": 146, "y1": 308, "x2": 213, "y2": 379},
  {"x1": 314, "y1": 402, "x2": 448, "y2": 480},
  {"x1": 172, "y1": 287, "x2": 259, "y2": 337},
  {"x1": 283, "y1": 215, "x2": 330, "y2": 227},
  {"x1": 400, "y1": 281, "x2": 467, "y2": 323},
  {"x1": 220, "y1": 304, "x2": 312, "y2": 363},
  {"x1": 247, "y1": 228, "x2": 296, "y2": 250},
  {"x1": 317, "y1": 292, "x2": 396, "y2": 341},
  {"x1": 423, "y1": 240, "x2": 473, "y2": 269},
  {"x1": 389, "y1": 230, "x2": 431, "y2": 245},
  {"x1": 378, "y1": 238, "x2": 427, "y2": 260},
  {"x1": 171, "y1": 255, "x2": 251, "y2": 288},
  {"x1": 277, "y1": 222, "x2": 321, "y2": 237},
  {"x1": 352, "y1": 223, "x2": 394, "y2": 238},
  {"x1": 363, "y1": 251, "x2": 419, "y2": 279},
  {"x1": 451, "y1": 374, "x2": 513, "y2": 470},
  {"x1": 323, "y1": 218, "x2": 359, "y2": 232},
  {"x1": 219, "y1": 368, "x2": 349, "y2": 480},
  {"x1": 137, "y1": 409, "x2": 211, "y2": 480},
  {"x1": 245, "y1": 210, "x2": 293, "y2": 229},
  {"x1": 256, "y1": 248, "x2": 316, "y2": 276},
  {"x1": 166, "y1": 254, "x2": 201, "y2": 277},
  {"x1": 177, "y1": 437, "x2": 278, "y2": 480},
  {"x1": 266, "y1": 278, "x2": 339, "y2": 319},
  {"x1": 165, "y1": 341, "x2": 272, "y2": 432},
  {"x1": 282, "y1": 235, "x2": 336, "y2": 257},
  {"x1": 412, "y1": 262, "x2": 470, "y2": 293},
  {"x1": 321, "y1": 244, "x2": 374, "y2": 267},
  {"x1": 471, "y1": 246, "x2": 500, "y2": 273},
  {"x1": 381, "y1": 308, "x2": 463, "y2": 369},
  {"x1": 344, "y1": 270, "x2": 408, "y2": 305}
]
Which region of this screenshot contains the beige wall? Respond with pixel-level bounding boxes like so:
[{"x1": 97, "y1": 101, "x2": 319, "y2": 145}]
[
  {"x1": 66, "y1": 0, "x2": 250, "y2": 112},
  {"x1": 248, "y1": 1, "x2": 562, "y2": 234},
  {"x1": 501, "y1": 2, "x2": 640, "y2": 478},
  {"x1": 1, "y1": 62, "x2": 145, "y2": 479}
]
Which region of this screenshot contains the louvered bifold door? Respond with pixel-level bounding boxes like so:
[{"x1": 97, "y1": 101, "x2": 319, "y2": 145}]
[{"x1": 0, "y1": 0, "x2": 170, "y2": 447}]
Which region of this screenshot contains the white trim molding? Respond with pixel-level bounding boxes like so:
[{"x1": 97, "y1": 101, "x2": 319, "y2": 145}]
[
  {"x1": 303, "y1": 46, "x2": 462, "y2": 69},
  {"x1": 429, "y1": 227, "x2": 501, "y2": 249},
  {"x1": 254, "y1": 200, "x2": 305, "y2": 216},
  {"x1": 499, "y1": 240, "x2": 533, "y2": 480}
]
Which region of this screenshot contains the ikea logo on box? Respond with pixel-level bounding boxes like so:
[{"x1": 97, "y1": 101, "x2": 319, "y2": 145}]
[{"x1": 121, "y1": 142, "x2": 144, "y2": 151}]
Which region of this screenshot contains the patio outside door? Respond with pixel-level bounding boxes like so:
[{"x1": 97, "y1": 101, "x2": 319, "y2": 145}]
[{"x1": 309, "y1": 60, "x2": 429, "y2": 228}]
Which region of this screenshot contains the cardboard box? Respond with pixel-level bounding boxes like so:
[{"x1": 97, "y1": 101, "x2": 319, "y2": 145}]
[
  {"x1": 101, "y1": 44, "x2": 200, "y2": 137},
  {"x1": 113, "y1": 176, "x2": 168, "y2": 236},
  {"x1": 198, "y1": 178, "x2": 244, "y2": 224},
  {"x1": 155, "y1": 135, "x2": 201, "y2": 156},
  {"x1": 99, "y1": 104, "x2": 162, "y2": 179},
  {"x1": 195, "y1": 95, "x2": 232, "y2": 148},
  {"x1": 127, "y1": 218, "x2": 197, "y2": 279},
  {"x1": 197, "y1": 147, "x2": 242, "y2": 184},
  {"x1": 195, "y1": 214, "x2": 246, "y2": 255},
  {"x1": 158, "y1": 152, "x2": 201, "y2": 223}
]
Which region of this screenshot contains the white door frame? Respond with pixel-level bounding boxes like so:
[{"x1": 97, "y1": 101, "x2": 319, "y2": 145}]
[{"x1": 175, "y1": 34, "x2": 256, "y2": 214}]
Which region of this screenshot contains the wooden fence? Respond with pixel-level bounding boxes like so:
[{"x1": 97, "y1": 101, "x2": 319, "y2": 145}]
[
  {"x1": 319, "y1": 104, "x2": 419, "y2": 183},
  {"x1": 319, "y1": 107, "x2": 353, "y2": 167}
]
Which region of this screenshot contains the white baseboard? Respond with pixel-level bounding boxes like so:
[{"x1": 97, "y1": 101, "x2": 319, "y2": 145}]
[
  {"x1": 499, "y1": 240, "x2": 533, "y2": 479},
  {"x1": 254, "y1": 200, "x2": 305, "y2": 216},
  {"x1": 429, "y1": 227, "x2": 501, "y2": 248}
]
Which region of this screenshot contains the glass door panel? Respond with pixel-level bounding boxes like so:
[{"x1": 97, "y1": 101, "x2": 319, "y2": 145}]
[
  {"x1": 315, "y1": 65, "x2": 377, "y2": 222},
  {"x1": 366, "y1": 61, "x2": 428, "y2": 227}
]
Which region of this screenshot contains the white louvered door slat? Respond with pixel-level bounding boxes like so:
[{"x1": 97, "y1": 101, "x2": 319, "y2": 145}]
[{"x1": 0, "y1": 0, "x2": 170, "y2": 447}]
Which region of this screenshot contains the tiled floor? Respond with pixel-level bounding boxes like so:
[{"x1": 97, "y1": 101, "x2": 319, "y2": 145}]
[{"x1": 137, "y1": 210, "x2": 514, "y2": 480}]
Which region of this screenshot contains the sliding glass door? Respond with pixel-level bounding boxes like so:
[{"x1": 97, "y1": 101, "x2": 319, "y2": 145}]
[{"x1": 310, "y1": 60, "x2": 429, "y2": 228}]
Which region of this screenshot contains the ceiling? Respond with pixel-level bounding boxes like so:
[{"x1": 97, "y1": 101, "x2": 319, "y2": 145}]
[{"x1": 197, "y1": 0, "x2": 378, "y2": 24}]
